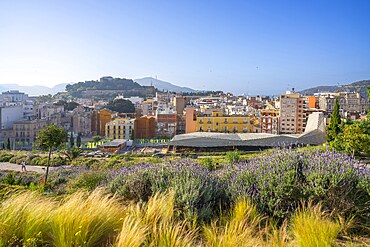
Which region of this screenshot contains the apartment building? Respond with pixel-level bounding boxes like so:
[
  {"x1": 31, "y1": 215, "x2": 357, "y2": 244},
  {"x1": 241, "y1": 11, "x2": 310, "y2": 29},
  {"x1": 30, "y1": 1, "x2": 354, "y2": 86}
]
[
  {"x1": 105, "y1": 118, "x2": 134, "y2": 140},
  {"x1": 185, "y1": 108, "x2": 256, "y2": 134},
  {"x1": 134, "y1": 116, "x2": 156, "y2": 139},
  {"x1": 279, "y1": 93, "x2": 305, "y2": 134},
  {"x1": 260, "y1": 109, "x2": 279, "y2": 134},
  {"x1": 13, "y1": 119, "x2": 48, "y2": 144}
]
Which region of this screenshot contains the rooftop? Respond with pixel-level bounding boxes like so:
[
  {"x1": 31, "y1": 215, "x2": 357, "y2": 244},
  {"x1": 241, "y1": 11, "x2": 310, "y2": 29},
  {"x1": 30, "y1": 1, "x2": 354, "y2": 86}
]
[{"x1": 169, "y1": 112, "x2": 326, "y2": 148}]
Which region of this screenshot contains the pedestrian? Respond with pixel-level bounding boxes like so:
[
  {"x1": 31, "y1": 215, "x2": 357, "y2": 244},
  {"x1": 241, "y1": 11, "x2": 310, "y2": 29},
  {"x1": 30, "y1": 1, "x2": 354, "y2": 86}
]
[{"x1": 21, "y1": 161, "x2": 27, "y2": 172}]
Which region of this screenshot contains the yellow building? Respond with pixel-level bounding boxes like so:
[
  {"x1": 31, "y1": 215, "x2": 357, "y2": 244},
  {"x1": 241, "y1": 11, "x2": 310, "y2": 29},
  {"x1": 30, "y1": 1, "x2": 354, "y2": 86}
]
[
  {"x1": 105, "y1": 118, "x2": 135, "y2": 140},
  {"x1": 186, "y1": 108, "x2": 258, "y2": 133}
]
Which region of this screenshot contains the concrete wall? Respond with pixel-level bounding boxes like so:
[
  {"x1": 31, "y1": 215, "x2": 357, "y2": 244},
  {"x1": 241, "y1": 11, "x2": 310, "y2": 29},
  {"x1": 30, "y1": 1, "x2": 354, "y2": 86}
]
[{"x1": 0, "y1": 105, "x2": 24, "y2": 129}]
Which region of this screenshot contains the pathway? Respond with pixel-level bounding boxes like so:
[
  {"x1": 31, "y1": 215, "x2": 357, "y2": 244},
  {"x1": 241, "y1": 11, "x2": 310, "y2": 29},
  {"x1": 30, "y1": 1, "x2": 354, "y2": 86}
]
[{"x1": 0, "y1": 162, "x2": 52, "y2": 173}]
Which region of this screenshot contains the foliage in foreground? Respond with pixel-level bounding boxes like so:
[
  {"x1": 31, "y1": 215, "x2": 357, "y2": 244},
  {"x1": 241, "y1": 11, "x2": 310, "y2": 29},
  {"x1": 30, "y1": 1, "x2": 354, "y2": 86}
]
[{"x1": 0, "y1": 189, "x2": 365, "y2": 247}]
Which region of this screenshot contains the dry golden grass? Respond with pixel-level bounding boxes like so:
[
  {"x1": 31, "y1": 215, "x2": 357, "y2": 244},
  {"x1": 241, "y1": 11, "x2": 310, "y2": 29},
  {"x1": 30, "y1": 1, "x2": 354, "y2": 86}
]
[
  {"x1": 203, "y1": 199, "x2": 264, "y2": 247},
  {"x1": 51, "y1": 188, "x2": 124, "y2": 247},
  {"x1": 0, "y1": 189, "x2": 365, "y2": 247},
  {"x1": 291, "y1": 202, "x2": 341, "y2": 247},
  {"x1": 0, "y1": 191, "x2": 55, "y2": 246},
  {"x1": 115, "y1": 190, "x2": 198, "y2": 247}
]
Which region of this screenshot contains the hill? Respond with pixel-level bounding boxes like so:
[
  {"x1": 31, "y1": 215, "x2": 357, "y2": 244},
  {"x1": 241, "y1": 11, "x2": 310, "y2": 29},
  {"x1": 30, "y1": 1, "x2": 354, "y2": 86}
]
[
  {"x1": 134, "y1": 77, "x2": 196, "y2": 93},
  {"x1": 0, "y1": 83, "x2": 67, "y2": 96},
  {"x1": 65, "y1": 76, "x2": 154, "y2": 99},
  {"x1": 300, "y1": 79, "x2": 370, "y2": 97}
]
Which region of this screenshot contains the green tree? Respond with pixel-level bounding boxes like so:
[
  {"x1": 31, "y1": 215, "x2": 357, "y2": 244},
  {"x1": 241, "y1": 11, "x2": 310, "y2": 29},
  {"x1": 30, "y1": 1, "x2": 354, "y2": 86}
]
[
  {"x1": 2, "y1": 143, "x2": 5, "y2": 150},
  {"x1": 36, "y1": 125, "x2": 68, "y2": 185},
  {"x1": 54, "y1": 100, "x2": 80, "y2": 111},
  {"x1": 327, "y1": 98, "x2": 341, "y2": 142},
  {"x1": 106, "y1": 99, "x2": 135, "y2": 113},
  {"x1": 69, "y1": 132, "x2": 75, "y2": 148},
  {"x1": 337, "y1": 122, "x2": 370, "y2": 157},
  {"x1": 76, "y1": 132, "x2": 82, "y2": 148},
  {"x1": 6, "y1": 138, "x2": 11, "y2": 150}
]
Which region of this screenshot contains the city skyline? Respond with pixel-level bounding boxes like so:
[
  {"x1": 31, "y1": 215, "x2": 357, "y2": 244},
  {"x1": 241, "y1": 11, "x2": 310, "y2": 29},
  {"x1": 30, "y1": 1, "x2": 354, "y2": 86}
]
[{"x1": 1, "y1": 0, "x2": 370, "y2": 95}]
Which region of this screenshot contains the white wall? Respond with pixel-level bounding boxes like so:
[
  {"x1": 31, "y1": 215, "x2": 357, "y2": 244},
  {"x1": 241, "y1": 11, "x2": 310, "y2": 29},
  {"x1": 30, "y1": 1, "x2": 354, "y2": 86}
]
[{"x1": 0, "y1": 105, "x2": 24, "y2": 129}]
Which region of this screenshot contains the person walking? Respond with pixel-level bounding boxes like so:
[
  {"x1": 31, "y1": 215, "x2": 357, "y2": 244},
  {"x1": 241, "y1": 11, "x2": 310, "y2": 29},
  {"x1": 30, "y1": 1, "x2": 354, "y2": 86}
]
[{"x1": 21, "y1": 161, "x2": 27, "y2": 172}]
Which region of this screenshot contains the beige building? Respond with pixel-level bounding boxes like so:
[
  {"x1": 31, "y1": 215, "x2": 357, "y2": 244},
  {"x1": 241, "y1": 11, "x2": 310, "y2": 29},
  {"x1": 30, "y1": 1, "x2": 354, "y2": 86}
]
[
  {"x1": 71, "y1": 105, "x2": 93, "y2": 136},
  {"x1": 279, "y1": 93, "x2": 305, "y2": 134},
  {"x1": 105, "y1": 118, "x2": 134, "y2": 140},
  {"x1": 13, "y1": 119, "x2": 48, "y2": 144},
  {"x1": 318, "y1": 92, "x2": 369, "y2": 117}
]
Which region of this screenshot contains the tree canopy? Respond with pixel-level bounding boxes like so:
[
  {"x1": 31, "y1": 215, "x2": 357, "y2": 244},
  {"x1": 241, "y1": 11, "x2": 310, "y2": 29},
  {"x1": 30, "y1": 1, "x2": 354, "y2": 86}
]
[
  {"x1": 106, "y1": 99, "x2": 135, "y2": 113},
  {"x1": 36, "y1": 125, "x2": 68, "y2": 185},
  {"x1": 54, "y1": 100, "x2": 79, "y2": 111},
  {"x1": 66, "y1": 78, "x2": 141, "y2": 92},
  {"x1": 36, "y1": 125, "x2": 68, "y2": 151}
]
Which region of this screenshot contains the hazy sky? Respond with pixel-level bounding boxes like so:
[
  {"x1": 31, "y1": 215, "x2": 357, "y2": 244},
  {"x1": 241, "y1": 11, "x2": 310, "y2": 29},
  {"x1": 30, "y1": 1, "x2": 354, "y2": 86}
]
[{"x1": 1, "y1": 0, "x2": 369, "y2": 95}]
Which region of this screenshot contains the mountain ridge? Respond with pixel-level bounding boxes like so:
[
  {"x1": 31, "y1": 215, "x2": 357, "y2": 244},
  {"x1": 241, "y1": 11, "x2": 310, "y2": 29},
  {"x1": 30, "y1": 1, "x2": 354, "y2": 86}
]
[
  {"x1": 0, "y1": 83, "x2": 67, "y2": 96},
  {"x1": 300, "y1": 79, "x2": 370, "y2": 98},
  {"x1": 134, "y1": 77, "x2": 196, "y2": 93}
]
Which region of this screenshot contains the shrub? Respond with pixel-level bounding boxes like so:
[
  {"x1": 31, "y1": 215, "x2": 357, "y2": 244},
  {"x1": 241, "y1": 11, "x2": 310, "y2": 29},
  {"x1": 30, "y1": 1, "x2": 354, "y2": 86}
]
[
  {"x1": 47, "y1": 167, "x2": 83, "y2": 194},
  {"x1": 0, "y1": 171, "x2": 42, "y2": 187},
  {"x1": 110, "y1": 161, "x2": 230, "y2": 223},
  {"x1": 222, "y1": 148, "x2": 370, "y2": 224},
  {"x1": 225, "y1": 150, "x2": 240, "y2": 163},
  {"x1": 67, "y1": 170, "x2": 108, "y2": 193},
  {"x1": 0, "y1": 153, "x2": 14, "y2": 162},
  {"x1": 70, "y1": 157, "x2": 103, "y2": 168}
]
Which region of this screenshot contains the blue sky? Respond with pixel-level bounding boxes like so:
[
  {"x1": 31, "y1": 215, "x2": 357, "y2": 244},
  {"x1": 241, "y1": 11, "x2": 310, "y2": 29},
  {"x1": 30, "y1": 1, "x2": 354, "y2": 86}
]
[{"x1": 0, "y1": 0, "x2": 369, "y2": 95}]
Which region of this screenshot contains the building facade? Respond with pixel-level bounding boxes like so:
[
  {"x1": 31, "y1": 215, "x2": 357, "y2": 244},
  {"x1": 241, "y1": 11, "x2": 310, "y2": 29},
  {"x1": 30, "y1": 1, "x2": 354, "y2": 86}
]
[
  {"x1": 13, "y1": 119, "x2": 48, "y2": 144},
  {"x1": 105, "y1": 118, "x2": 134, "y2": 140},
  {"x1": 185, "y1": 108, "x2": 256, "y2": 134},
  {"x1": 260, "y1": 109, "x2": 279, "y2": 134},
  {"x1": 134, "y1": 116, "x2": 156, "y2": 139},
  {"x1": 279, "y1": 93, "x2": 305, "y2": 134}
]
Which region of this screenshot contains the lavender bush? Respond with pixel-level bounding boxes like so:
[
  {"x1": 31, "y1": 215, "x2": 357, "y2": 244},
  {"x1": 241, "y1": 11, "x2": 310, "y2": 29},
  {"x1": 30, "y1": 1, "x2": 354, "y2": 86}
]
[
  {"x1": 222, "y1": 148, "x2": 370, "y2": 224},
  {"x1": 44, "y1": 148, "x2": 369, "y2": 226},
  {"x1": 109, "y1": 160, "x2": 230, "y2": 222}
]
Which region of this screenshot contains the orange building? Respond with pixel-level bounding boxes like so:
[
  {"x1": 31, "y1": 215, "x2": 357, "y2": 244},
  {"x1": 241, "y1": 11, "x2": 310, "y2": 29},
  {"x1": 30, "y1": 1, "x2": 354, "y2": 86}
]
[
  {"x1": 185, "y1": 108, "x2": 197, "y2": 133},
  {"x1": 91, "y1": 109, "x2": 117, "y2": 136},
  {"x1": 307, "y1": 96, "x2": 317, "y2": 109},
  {"x1": 134, "y1": 116, "x2": 156, "y2": 139}
]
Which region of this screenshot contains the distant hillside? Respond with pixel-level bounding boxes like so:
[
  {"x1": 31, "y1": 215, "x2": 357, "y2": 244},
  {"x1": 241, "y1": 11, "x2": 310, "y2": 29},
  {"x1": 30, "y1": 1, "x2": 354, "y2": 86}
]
[
  {"x1": 0, "y1": 83, "x2": 67, "y2": 96},
  {"x1": 65, "y1": 76, "x2": 154, "y2": 99},
  {"x1": 135, "y1": 77, "x2": 196, "y2": 93},
  {"x1": 300, "y1": 79, "x2": 370, "y2": 98}
]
